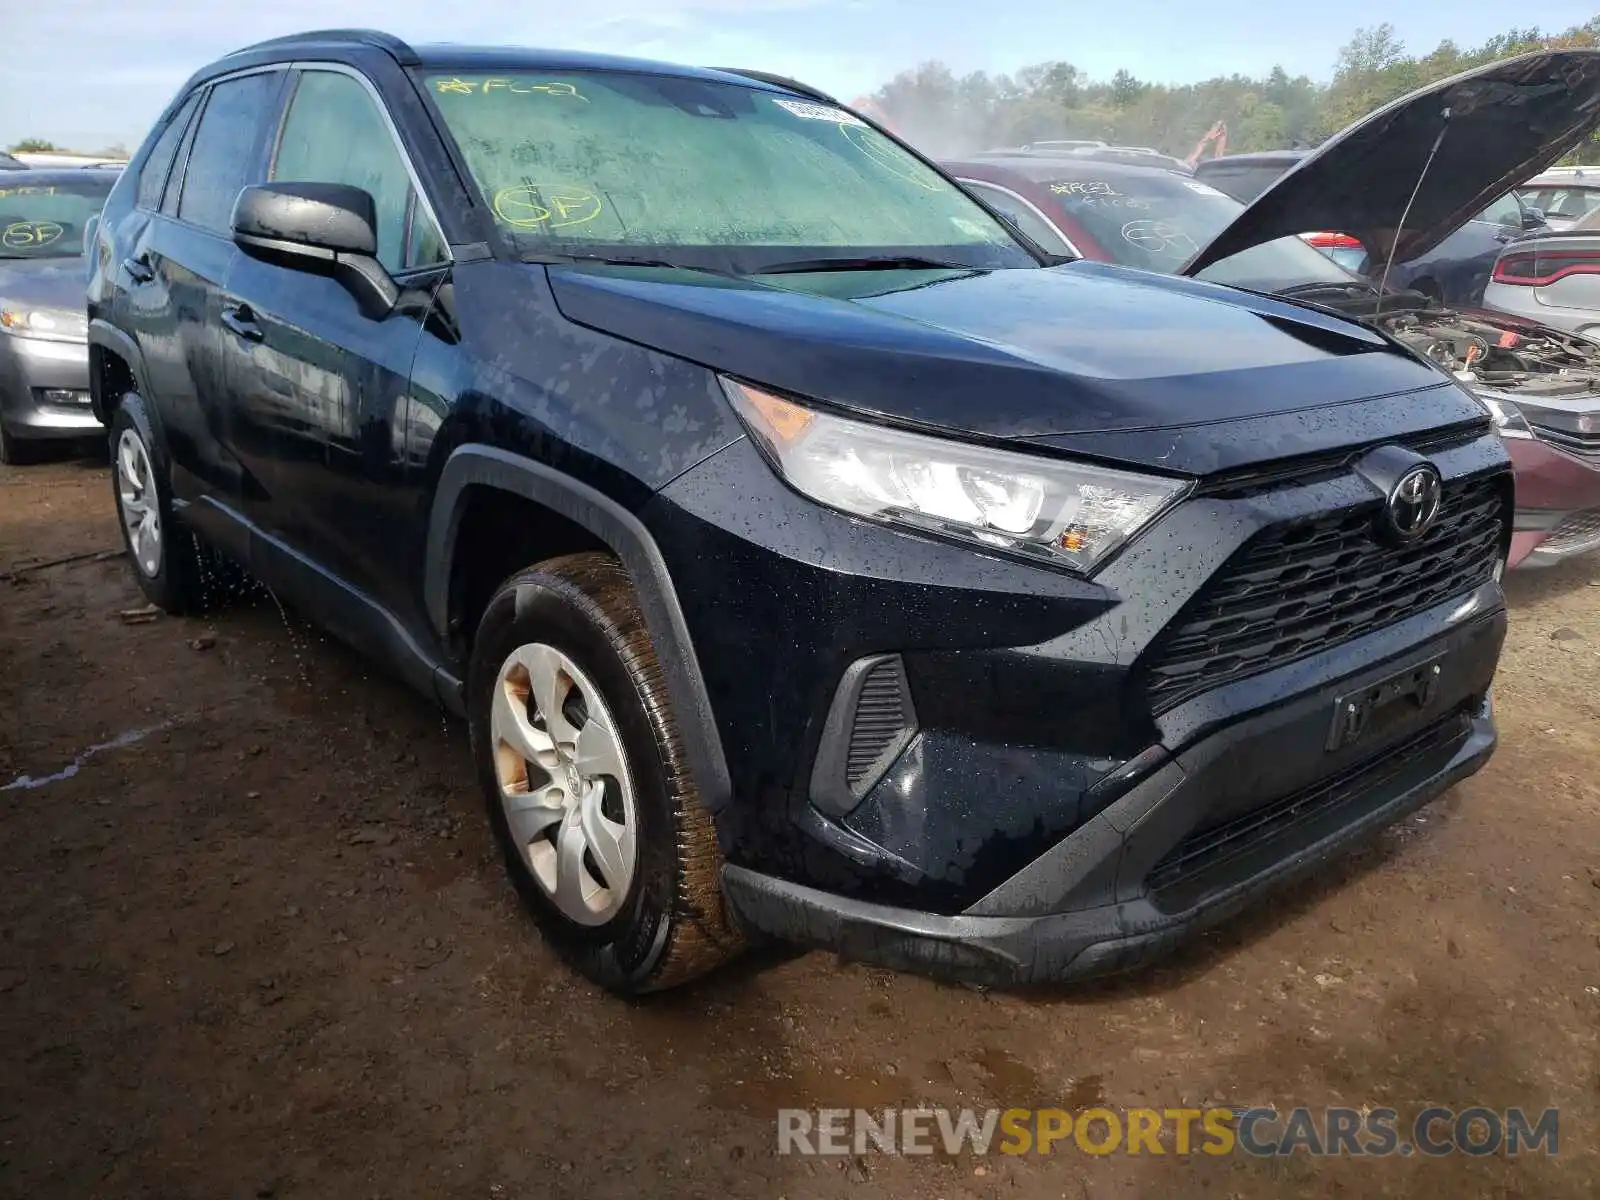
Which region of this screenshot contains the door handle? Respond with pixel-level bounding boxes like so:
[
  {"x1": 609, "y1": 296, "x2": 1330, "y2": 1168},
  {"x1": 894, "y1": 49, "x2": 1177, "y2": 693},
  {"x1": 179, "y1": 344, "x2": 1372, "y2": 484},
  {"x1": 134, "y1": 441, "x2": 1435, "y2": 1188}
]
[
  {"x1": 220, "y1": 303, "x2": 263, "y2": 343},
  {"x1": 122, "y1": 253, "x2": 155, "y2": 284}
]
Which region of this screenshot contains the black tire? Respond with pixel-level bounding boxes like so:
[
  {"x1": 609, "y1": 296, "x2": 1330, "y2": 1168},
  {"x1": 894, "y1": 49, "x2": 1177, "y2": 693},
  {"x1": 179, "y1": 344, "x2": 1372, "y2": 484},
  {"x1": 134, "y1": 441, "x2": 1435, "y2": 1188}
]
[
  {"x1": 468, "y1": 552, "x2": 742, "y2": 993},
  {"x1": 0, "y1": 421, "x2": 38, "y2": 466},
  {"x1": 108, "y1": 394, "x2": 204, "y2": 614}
]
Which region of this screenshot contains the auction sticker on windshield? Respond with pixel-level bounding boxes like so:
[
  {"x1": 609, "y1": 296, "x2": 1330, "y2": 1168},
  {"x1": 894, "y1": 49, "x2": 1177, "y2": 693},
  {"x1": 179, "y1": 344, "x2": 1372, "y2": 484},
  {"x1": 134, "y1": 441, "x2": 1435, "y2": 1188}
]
[{"x1": 772, "y1": 98, "x2": 866, "y2": 126}]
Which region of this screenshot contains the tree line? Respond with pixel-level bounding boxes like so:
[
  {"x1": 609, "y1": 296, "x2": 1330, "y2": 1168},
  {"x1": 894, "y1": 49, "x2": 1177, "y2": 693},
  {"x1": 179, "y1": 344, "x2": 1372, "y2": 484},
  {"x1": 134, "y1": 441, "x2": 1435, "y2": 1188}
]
[{"x1": 870, "y1": 18, "x2": 1600, "y2": 161}]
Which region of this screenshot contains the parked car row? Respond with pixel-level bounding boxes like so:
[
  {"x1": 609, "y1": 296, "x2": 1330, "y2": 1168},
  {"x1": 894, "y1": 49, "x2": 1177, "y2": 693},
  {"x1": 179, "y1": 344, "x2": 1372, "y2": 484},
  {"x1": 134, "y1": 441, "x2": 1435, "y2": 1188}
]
[{"x1": 0, "y1": 37, "x2": 1595, "y2": 996}]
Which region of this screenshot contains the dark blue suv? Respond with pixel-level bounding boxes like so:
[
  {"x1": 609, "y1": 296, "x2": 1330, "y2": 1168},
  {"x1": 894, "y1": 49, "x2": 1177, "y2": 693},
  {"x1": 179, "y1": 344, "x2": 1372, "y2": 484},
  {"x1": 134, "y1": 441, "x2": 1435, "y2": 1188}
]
[{"x1": 87, "y1": 30, "x2": 1511, "y2": 993}]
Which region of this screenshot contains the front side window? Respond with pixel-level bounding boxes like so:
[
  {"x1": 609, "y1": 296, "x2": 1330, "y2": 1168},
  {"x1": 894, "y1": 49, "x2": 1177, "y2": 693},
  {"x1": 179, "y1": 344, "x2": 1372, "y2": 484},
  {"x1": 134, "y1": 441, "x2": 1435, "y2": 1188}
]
[
  {"x1": 178, "y1": 72, "x2": 282, "y2": 234},
  {"x1": 0, "y1": 175, "x2": 116, "y2": 258},
  {"x1": 136, "y1": 94, "x2": 200, "y2": 211},
  {"x1": 272, "y1": 70, "x2": 444, "y2": 273},
  {"x1": 422, "y1": 71, "x2": 1033, "y2": 272}
]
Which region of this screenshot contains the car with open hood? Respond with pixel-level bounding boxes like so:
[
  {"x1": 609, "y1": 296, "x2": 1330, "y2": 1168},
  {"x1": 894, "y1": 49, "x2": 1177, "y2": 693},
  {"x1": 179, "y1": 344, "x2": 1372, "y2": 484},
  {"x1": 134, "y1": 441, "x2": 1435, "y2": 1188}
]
[
  {"x1": 89, "y1": 29, "x2": 1514, "y2": 994},
  {"x1": 946, "y1": 49, "x2": 1600, "y2": 568},
  {"x1": 0, "y1": 168, "x2": 116, "y2": 462}
]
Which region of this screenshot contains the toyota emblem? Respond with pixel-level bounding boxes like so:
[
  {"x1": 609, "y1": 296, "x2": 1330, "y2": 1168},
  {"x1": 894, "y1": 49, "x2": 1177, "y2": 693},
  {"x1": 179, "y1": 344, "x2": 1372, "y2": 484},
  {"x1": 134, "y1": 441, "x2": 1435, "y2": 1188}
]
[{"x1": 1386, "y1": 464, "x2": 1443, "y2": 540}]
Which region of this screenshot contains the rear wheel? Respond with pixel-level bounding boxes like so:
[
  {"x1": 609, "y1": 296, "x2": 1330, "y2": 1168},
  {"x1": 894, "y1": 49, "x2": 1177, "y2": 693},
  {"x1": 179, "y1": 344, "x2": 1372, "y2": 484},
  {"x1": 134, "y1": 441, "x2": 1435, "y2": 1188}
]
[
  {"x1": 469, "y1": 552, "x2": 741, "y2": 993},
  {"x1": 110, "y1": 396, "x2": 204, "y2": 614}
]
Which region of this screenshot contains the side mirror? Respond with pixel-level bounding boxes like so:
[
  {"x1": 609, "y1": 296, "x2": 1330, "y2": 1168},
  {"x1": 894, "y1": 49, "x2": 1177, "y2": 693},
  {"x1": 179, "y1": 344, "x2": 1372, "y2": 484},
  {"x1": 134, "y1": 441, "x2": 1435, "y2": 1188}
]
[
  {"x1": 1521, "y1": 205, "x2": 1546, "y2": 231},
  {"x1": 231, "y1": 182, "x2": 397, "y2": 319}
]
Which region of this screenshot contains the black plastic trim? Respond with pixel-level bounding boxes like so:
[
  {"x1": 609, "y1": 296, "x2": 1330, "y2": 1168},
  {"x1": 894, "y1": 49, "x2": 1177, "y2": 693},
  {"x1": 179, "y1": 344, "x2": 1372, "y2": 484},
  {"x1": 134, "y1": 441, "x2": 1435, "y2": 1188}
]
[
  {"x1": 86, "y1": 319, "x2": 154, "y2": 426},
  {"x1": 810, "y1": 653, "x2": 918, "y2": 818},
  {"x1": 722, "y1": 697, "x2": 1495, "y2": 987},
  {"x1": 424, "y1": 444, "x2": 733, "y2": 814},
  {"x1": 182, "y1": 496, "x2": 461, "y2": 711}
]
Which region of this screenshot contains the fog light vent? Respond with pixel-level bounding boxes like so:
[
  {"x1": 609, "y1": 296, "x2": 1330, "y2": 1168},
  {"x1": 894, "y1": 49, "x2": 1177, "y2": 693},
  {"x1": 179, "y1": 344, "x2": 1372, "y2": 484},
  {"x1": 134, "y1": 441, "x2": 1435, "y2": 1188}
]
[{"x1": 811, "y1": 653, "x2": 918, "y2": 817}]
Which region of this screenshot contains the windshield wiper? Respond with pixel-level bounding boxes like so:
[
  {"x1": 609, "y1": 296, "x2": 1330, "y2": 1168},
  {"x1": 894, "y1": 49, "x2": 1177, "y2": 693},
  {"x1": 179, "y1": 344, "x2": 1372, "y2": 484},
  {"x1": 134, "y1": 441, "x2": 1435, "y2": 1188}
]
[
  {"x1": 755, "y1": 255, "x2": 976, "y2": 275},
  {"x1": 526, "y1": 252, "x2": 731, "y2": 276},
  {"x1": 1276, "y1": 281, "x2": 1378, "y2": 298}
]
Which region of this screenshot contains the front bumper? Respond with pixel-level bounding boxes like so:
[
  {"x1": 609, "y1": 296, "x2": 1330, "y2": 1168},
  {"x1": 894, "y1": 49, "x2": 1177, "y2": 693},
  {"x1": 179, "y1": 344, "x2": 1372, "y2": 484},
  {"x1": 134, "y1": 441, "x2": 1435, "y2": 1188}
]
[
  {"x1": 0, "y1": 334, "x2": 98, "y2": 440},
  {"x1": 1506, "y1": 436, "x2": 1600, "y2": 568},
  {"x1": 722, "y1": 602, "x2": 1501, "y2": 986}
]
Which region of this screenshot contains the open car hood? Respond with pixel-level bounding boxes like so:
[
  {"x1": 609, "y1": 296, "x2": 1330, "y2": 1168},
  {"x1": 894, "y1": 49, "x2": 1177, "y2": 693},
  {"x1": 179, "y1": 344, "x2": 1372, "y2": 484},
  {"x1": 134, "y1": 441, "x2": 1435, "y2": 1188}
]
[{"x1": 1183, "y1": 49, "x2": 1600, "y2": 277}]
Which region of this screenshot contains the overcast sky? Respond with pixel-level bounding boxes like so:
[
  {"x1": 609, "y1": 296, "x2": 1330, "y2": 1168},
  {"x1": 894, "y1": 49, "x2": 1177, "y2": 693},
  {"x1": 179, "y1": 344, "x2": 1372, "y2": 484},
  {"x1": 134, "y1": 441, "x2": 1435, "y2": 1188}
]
[{"x1": 7, "y1": 0, "x2": 1600, "y2": 150}]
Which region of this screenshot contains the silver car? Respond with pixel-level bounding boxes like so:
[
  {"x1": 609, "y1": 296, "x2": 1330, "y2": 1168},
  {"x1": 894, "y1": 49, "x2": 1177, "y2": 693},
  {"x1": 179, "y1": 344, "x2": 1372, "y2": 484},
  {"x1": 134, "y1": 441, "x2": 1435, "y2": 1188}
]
[
  {"x1": 0, "y1": 169, "x2": 116, "y2": 463},
  {"x1": 1482, "y1": 202, "x2": 1600, "y2": 340}
]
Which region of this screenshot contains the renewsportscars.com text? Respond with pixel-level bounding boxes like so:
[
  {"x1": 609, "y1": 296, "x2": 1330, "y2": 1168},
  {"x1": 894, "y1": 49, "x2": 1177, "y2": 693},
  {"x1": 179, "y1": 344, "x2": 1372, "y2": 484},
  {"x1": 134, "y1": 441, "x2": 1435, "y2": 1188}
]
[{"x1": 777, "y1": 1106, "x2": 1559, "y2": 1158}]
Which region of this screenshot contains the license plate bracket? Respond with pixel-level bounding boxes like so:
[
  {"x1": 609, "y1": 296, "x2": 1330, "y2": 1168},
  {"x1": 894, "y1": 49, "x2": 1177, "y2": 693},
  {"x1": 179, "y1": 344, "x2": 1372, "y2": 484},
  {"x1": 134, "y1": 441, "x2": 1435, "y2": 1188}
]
[{"x1": 1326, "y1": 655, "x2": 1444, "y2": 753}]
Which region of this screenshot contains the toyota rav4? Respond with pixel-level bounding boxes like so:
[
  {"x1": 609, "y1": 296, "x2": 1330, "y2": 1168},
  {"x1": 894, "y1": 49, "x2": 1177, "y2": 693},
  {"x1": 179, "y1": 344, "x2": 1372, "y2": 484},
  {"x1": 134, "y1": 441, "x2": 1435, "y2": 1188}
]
[{"x1": 86, "y1": 30, "x2": 1516, "y2": 993}]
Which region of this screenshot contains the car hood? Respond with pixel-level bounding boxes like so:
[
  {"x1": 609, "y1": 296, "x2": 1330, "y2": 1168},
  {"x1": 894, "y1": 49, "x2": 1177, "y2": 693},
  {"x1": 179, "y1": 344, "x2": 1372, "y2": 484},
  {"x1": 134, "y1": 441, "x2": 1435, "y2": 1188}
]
[
  {"x1": 0, "y1": 257, "x2": 86, "y2": 307},
  {"x1": 1183, "y1": 49, "x2": 1600, "y2": 277},
  {"x1": 543, "y1": 260, "x2": 1476, "y2": 472}
]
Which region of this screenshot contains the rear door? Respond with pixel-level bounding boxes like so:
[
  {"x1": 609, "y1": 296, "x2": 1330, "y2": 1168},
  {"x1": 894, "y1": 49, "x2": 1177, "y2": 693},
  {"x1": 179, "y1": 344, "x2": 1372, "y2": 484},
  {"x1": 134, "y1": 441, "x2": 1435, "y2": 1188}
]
[
  {"x1": 221, "y1": 65, "x2": 448, "y2": 619},
  {"x1": 121, "y1": 69, "x2": 286, "y2": 505}
]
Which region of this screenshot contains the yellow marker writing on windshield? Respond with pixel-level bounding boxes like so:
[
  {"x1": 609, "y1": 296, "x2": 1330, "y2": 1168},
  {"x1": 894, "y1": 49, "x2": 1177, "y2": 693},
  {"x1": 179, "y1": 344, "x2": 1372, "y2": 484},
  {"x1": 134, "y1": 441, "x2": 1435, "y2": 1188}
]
[
  {"x1": 436, "y1": 78, "x2": 586, "y2": 100},
  {"x1": 1, "y1": 221, "x2": 63, "y2": 250},
  {"x1": 838, "y1": 124, "x2": 939, "y2": 191},
  {"x1": 492, "y1": 185, "x2": 603, "y2": 229}
]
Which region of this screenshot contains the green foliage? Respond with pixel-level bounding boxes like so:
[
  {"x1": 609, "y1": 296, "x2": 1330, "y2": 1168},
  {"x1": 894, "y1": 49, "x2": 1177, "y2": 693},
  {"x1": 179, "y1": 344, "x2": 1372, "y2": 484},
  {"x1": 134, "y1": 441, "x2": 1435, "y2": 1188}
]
[
  {"x1": 8, "y1": 138, "x2": 56, "y2": 153},
  {"x1": 872, "y1": 16, "x2": 1600, "y2": 161}
]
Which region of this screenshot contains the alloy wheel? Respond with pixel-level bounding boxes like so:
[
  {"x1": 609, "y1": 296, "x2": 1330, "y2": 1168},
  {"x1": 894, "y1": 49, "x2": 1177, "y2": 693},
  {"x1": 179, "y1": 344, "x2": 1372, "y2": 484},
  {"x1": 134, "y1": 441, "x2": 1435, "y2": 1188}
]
[{"x1": 490, "y1": 642, "x2": 638, "y2": 926}]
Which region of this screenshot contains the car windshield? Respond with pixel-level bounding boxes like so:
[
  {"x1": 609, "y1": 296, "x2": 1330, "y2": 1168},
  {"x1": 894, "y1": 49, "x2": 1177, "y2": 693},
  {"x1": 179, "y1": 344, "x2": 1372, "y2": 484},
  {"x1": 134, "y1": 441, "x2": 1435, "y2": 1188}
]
[
  {"x1": 0, "y1": 175, "x2": 115, "y2": 258},
  {"x1": 1038, "y1": 172, "x2": 1360, "y2": 292},
  {"x1": 1521, "y1": 185, "x2": 1600, "y2": 221},
  {"x1": 421, "y1": 71, "x2": 1036, "y2": 273}
]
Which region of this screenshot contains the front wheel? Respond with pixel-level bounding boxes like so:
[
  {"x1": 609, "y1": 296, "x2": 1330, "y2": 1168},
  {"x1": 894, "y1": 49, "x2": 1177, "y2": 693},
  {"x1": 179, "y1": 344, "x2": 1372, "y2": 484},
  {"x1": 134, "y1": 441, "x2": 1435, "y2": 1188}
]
[{"x1": 468, "y1": 552, "x2": 742, "y2": 993}]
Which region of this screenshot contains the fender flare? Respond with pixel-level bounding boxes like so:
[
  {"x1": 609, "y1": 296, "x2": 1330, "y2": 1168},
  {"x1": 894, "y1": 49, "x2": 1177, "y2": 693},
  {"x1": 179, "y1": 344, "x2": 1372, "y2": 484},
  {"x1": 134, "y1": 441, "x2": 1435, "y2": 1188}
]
[
  {"x1": 86, "y1": 319, "x2": 154, "y2": 425},
  {"x1": 425, "y1": 444, "x2": 733, "y2": 814}
]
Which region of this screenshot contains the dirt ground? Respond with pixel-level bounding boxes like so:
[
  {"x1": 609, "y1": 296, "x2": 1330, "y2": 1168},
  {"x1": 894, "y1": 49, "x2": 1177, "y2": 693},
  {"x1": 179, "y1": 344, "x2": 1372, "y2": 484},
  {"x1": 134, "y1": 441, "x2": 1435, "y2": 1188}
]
[{"x1": 1, "y1": 450, "x2": 1597, "y2": 1200}]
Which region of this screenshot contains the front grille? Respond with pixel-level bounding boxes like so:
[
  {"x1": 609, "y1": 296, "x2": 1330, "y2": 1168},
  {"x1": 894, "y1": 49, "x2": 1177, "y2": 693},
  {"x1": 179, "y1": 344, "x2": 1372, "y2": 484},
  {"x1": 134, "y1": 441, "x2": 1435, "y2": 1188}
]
[
  {"x1": 1543, "y1": 507, "x2": 1600, "y2": 555},
  {"x1": 1144, "y1": 473, "x2": 1506, "y2": 712},
  {"x1": 1532, "y1": 423, "x2": 1600, "y2": 460},
  {"x1": 1147, "y1": 709, "x2": 1471, "y2": 903}
]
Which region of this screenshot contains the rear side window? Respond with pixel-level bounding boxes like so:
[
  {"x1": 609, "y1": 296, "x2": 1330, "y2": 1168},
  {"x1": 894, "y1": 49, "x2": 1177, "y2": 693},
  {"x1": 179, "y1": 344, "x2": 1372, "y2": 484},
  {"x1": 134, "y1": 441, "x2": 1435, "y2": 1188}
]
[
  {"x1": 272, "y1": 70, "x2": 444, "y2": 273},
  {"x1": 1478, "y1": 192, "x2": 1523, "y2": 227},
  {"x1": 178, "y1": 72, "x2": 281, "y2": 234},
  {"x1": 1194, "y1": 164, "x2": 1284, "y2": 204},
  {"x1": 136, "y1": 94, "x2": 200, "y2": 211},
  {"x1": 961, "y1": 181, "x2": 1073, "y2": 255}
]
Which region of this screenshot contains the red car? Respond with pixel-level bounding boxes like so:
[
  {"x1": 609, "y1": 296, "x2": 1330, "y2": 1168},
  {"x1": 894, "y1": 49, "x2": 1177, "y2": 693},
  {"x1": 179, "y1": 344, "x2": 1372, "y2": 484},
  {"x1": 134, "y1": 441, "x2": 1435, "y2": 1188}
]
[{"x1": 944, "y1": 56, "x2": 1600, "y2": 568}]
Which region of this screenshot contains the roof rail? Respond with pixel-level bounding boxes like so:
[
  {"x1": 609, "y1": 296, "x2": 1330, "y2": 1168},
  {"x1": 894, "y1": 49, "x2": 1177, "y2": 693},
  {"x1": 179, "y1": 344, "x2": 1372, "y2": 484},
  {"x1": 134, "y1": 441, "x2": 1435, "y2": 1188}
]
[
  {"x1": 225, "y1": 28, "x2": 419, "y2": 66},
  {"x1": 715, "y1": 68, "x2": 837, "y2": 104}
]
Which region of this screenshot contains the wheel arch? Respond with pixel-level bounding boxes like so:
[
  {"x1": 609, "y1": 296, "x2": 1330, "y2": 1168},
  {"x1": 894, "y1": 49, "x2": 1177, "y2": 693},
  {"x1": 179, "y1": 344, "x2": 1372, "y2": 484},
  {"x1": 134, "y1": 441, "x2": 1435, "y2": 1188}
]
[
  {"x1": 87, "y1": 320, "x2": 157, "y2": 434},
  {"x1": 426, "y1": 444, "x2": 733, "y2": 815}
]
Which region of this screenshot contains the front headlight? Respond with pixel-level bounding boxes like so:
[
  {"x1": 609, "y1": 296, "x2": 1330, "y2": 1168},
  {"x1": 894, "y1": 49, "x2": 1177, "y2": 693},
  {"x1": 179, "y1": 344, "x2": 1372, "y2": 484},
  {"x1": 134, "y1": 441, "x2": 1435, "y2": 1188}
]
[
  {"x1": 1474, "y1": 389, "x2": 1534, "y2": 439},
  {"x1": 722, "y1": 378, "x2": 1189, "y2": 573},
  {"x1": 0, "y1": 301, "x2": 88, "y2": 343}
]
